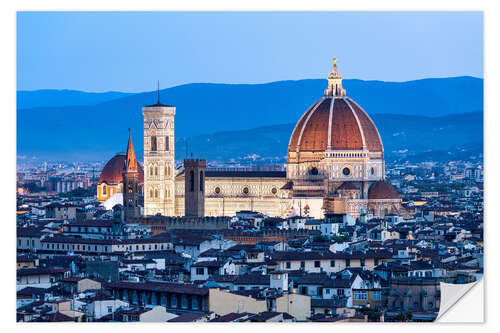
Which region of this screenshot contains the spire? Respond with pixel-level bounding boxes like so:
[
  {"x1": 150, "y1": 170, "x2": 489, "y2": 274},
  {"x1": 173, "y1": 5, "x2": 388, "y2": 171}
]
[
  {"x1": 157, "y1": 80, "x2": 160, "y2": 104},
  {"x1": 124, "y1": 128, "x2": 138, "y2": 172}
]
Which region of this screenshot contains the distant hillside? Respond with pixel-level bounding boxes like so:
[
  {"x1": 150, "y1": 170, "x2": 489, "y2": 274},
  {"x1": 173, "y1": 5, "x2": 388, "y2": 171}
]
[
  {"x1": 17, "y1": 77, "x2": 483, "y2": 161},
  {"x1": 17, "y1": 89, "x2": 132, "y2": 109},
  {"x1": 181, "y1": 112, "x2": 483, "y2": 163}
]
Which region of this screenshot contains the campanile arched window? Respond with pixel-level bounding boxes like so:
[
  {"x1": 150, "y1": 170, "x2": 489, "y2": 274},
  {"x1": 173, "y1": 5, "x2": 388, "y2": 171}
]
[
  {"x1": 200, "y1": 171, "x2": 204, "y2": 192},
  {"x1": 189, "y1": 170, "x2": 194, "y2": 192},
  {"x1": 151, "y1": 136, "x2": 157, "y2": 151},
  {"x1": 165, "y1": 136, "x2": 169, "y2": 151}
]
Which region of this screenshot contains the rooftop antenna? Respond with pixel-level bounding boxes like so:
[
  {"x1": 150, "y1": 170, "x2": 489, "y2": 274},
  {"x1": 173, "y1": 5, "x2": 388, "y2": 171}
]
[{"x1": 157, "y1": 80, "x2": 160, "y2": 104}]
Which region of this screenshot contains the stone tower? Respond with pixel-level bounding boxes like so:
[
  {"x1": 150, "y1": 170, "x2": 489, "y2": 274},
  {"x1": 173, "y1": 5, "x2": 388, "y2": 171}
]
[
  {"x1": 184, "y1": 159, "x2": 206, "y2": 217},
  {"x1": 143, "y1": 83, "x2": 176, "y2": 216},
  {"x1": 122, "y1": 130, "x2": 141, "y2": 221}
]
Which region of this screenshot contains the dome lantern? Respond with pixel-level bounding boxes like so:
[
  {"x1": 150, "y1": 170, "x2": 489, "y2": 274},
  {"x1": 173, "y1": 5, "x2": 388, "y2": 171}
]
[{"x1": 324, "y1": 57, "x2": 346, "y2": 97}]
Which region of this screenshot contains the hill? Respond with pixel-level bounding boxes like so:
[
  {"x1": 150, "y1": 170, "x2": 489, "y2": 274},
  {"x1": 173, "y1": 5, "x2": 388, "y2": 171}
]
[{"x1": 17, "y1": 77, "x2": 483, "y2": 161}]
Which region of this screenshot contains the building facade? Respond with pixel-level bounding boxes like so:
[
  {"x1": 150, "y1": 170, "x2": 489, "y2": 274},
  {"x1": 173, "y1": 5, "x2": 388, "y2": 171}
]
[{"x1": 138, "y1": 59, "x2": 402, "y2": 219}]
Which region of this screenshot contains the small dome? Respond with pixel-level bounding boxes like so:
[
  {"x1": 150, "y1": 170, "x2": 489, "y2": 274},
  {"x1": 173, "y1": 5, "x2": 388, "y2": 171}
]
[
  {"x1": 98, "y1": 154, "x2": 144, "y2": 184},
  {"x1": 368, "y1": 181, "x2": 400, "y2": 199}
]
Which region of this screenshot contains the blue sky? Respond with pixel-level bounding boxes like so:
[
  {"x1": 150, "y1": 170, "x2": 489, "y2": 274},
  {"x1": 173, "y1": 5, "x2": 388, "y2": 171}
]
[{"x1": 17, "y1": 11, "x2": 483, "y2": 92}]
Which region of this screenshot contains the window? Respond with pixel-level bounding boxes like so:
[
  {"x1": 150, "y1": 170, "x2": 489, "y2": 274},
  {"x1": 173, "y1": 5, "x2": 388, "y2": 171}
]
[
  {"x1": 171, "y1": 296, "x2": 178, "y2": 308},
  {"x1": 154, "y1": 166, "x2": 158, "y2": 176},
  {"x1": 200, "y1": 171, "x2": 204, "y2": 192},
  {"x1": 151, "y1": 136, "x2": 157, "y2": 151},
  {"x1": 149, "y1": 166, "x2": 154, "y2": 176},
  {"x1": 314, "y1": 260, "x2": 320, "y2": 268},
  {"x1": 102, "y1": 185, "x2": 107, "y2": 195},
  {"x1": 337, "y1": 289, "x2": 344, "y2": 296},
  {"x1": 165, "y1": 165, "x2": 170, "y2": 177},
  {"x1": 150, "y1": 189, "x2": 153, "y2": 198},
  {"x1": 196, "y1": 268, "x2": 204, "y2": 275},
  {"x1": 342, "y1": 167, "x2": 351, "y2": 176},
  {"x1": 354, "y1": 291, "x2": 368, "y2": 300},
  {"x1": 346, "y1": 259, "x2": 351, "y2": 267},
  {"x1": 181, "y1": 295, "x2": 188, "y2": 309},
  {"x1": 165, "y1": 136, "x2": 169, "y2": 151},
  {"x1": 325, "y1": 289, "x2": 330, "y2": 294},
  {"x1": 107, "y1": 306, "x2": 113, "y2": 313},
  {"x1": 286, "y1": 262, "x2": 291, "y2": 269},
  {"x1": 300, "y1": 261, "x2": 305, "y2": 269},
  {"x1": 330, "y1": 260, "x2": 335, "y2": 267},
  {"x1": 190, "y1": 170, "x2": 194, "y2": 192},
  {"x1": 243, "y1": 187, "x2": 249, "y2": 195},
  {"x1": 374, "y1": 259, "x2": 379, "y2": 266},
  {"x1": 372, "y1": 291, "x2": 381, "y2": 301},
  {"x1": 360, "y1": 259, "x2": 365, "y2": 267},
  {"x1": 154, "y1": 189, "x2": 159, "y2": 198}
]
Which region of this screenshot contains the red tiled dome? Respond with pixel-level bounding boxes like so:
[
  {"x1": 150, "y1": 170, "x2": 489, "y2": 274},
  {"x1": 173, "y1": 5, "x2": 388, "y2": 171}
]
[
  {"x1": 288, "y1": 97, "x2": 383, "y2": 153},
  {"x1": 368, "y1": 181, "x2": 400, "y2": 199},
  {"x1": 98, "y1": 154, "x2": 144, "y2": 184}
]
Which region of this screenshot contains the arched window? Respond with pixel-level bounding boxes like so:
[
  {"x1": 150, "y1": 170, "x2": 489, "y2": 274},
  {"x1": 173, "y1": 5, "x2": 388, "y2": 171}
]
[
  {"x1": 165, "y1": 165, "x2": 170, "y2": 177},
  {"x1": 155, "y1": 166, "x2": 158, "y2": 176},
  {"x1": 190, "y1": 170, "x2": 194, "y2": 192},
  {"x1": 102, "y1": 185, "x2": 107, "y2": 195},
  {"x1": 149, "y1": 189, "x2": 153, "y2": 198},
  {"x1": 165, "y1": 136, "x2": 169, "y2": 151},
  {"x1": 151, "y1": 136, "x2": 157, "y2": 151},
  {"x1": 149, "y1": 166, "x2": 154, "y2": 176},
  {"x1": 200, "y1": 171, "x2": 204, "y2": 192},
  {"x1": 155, "y1": 189, "x2": 159, "y2": 198}
]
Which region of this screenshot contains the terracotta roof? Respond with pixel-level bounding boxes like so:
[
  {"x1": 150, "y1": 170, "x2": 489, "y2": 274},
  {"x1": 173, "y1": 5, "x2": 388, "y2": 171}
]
[
  {"x1": 336, "y1": 181, "x2": 360, "y2": 191},
  {"x1": 98, "y1": 154, "x2": 144, "y2": 185},
  {"x1": 107, "y1": 281, "x2": 209, "y2": 296},
  {"x1": 288, "y1": 97, "x2": 383, "y2": 153},
  {"x1": 368, "y1": 181, "x2": 401, "y2": 199},
  {"x1": 167, "y1": 312, "x2": 204, "y2": 322}
]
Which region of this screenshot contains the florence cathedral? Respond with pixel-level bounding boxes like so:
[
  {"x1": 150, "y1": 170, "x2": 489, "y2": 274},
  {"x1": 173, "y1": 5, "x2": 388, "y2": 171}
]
[{"x1": 97, "y1": 59, "x2": 403, "y2": 220}]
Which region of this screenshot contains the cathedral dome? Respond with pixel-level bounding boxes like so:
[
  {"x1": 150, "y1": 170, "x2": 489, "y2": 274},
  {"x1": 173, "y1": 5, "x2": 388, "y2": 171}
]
[
  {"x1": 368, "y1": 180, "x2": 400, "y2": 199},
  {"x1": 98, "y1": 154, "x2": 144, "y2": 184},
  {"x1": 288, "y1": 58, "x2": 383, "y2": 155}
]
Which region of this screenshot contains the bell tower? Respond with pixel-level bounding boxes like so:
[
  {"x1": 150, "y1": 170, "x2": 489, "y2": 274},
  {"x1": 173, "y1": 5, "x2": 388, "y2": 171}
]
[
  {"x1": 122, "y1": 129, "x2": 141, "y2": 221},
  {"x1": 143, "y1": 82, "x2": 176, "y2": 216}
]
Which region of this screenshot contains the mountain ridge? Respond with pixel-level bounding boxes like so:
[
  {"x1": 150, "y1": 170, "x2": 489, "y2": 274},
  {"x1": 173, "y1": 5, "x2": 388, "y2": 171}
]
[{"x1": 17, "y1": 77, "x2": 483, "y2": 162}]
